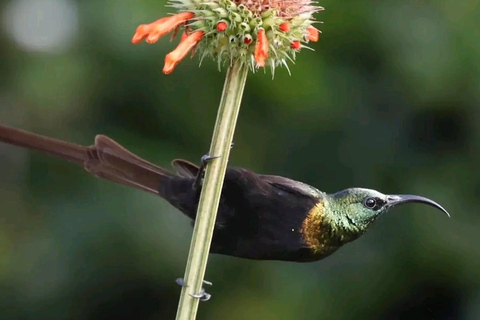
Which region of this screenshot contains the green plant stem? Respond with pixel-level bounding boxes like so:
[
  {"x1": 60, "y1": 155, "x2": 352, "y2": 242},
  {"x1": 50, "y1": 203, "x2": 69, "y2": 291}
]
[{"x1": 175, "y1": 60, "x2": 248, "y2": 320}]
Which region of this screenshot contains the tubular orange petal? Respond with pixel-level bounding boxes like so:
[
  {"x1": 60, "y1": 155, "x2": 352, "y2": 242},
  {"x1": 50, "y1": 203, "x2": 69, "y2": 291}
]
[
  {"x1": 132, "y1": 22, "x2": 158, "y2": 44},
  {"x1": 147, "y1": 12, "x2": 195, "y2": 44},
  {"x1": 254, "y1": 29, "x2": 269, "y2": 67},
  {"x1": 306, "y1": 27, "x2": 319, "y2": 42},
  {"x1": 131, "y1": 12, "x2": 195, "y2": 45},
  {"x1": 163, "y1": 31, "x2": 204, "y2": 74}
]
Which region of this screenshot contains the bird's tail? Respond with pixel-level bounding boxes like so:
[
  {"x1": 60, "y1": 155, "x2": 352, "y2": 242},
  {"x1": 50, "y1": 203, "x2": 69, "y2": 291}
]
[{"x1": 0, "y1": 124, "x2": 173, "y2": 195}]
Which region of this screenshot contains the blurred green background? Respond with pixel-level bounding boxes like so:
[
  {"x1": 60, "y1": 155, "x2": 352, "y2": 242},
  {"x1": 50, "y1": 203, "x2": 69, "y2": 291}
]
[{"x1": 0, "y1": 0, "x2": 478, "y2": 319}]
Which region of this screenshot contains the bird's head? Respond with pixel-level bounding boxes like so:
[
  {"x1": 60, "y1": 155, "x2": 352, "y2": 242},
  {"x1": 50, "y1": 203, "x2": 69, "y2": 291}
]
[{"x1": 327, "y1": 188, "x2": 449, "y2": 239}]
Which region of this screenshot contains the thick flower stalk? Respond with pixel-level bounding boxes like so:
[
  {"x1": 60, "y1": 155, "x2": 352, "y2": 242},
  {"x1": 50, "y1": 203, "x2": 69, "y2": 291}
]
[{"x1": 132, "y1": 0, "x2": 322, "y2": 74}]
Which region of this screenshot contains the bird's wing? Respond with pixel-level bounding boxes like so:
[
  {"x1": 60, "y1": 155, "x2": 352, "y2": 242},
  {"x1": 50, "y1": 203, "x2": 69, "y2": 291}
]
[
  {"x1": 171, "y1": 159, "x2": 199, "y2": 178},
  {"x1": 259, "y1": 174, "x2": 324, "y2": 199},
  {"x1": 169, "y1": 160, "x2": 324, "y2": 199}
]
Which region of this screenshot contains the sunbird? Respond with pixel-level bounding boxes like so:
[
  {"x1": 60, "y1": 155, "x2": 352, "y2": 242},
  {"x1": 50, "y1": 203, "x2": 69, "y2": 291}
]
[{"x1": 0, "y1": 124, "x2": 449, "y2": 262}]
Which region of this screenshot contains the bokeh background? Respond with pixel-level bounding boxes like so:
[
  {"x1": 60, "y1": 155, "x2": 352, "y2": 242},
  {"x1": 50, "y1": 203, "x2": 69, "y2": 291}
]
[{"x1": 0, "y1": 0, "x2": 478, "y2": 319}]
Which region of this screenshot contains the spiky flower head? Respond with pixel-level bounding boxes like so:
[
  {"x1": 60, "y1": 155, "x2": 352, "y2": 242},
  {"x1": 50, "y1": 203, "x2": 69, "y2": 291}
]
[{"x1": 132, "y1": 0, "x2": 322, "y2": 74}]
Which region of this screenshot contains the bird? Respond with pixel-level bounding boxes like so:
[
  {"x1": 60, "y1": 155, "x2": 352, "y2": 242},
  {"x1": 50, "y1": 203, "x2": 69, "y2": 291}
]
[{"x1": 0, "y1": 124, "x2": 449, "y2": 262}]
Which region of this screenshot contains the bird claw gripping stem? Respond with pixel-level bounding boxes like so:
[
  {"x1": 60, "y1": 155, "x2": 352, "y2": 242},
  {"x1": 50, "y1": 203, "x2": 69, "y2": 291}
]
[
  {"x1": 193, "y1": 154, "x2": 221, "y2": 190},
  {"x1": 189, "y1": 288, "x2": 211, "y2": 302},
  {"x1": 175, "y1": 278, "x2": 212, "y2": 302}
]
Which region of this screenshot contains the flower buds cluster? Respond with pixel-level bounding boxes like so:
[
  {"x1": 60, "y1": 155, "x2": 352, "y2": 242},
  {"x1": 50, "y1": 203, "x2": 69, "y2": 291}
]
[{"x1": 132, "y1": 0, "x2": 322, "y2": 74}]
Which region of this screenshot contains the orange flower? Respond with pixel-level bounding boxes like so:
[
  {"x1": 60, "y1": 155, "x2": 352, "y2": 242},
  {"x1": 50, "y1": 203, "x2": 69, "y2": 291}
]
[
  {"x1": 254, "y1": 29, "x2": 269, "y2": 67},
  {"x1": 291, "y1": 41, "x2": 301, "y2": 50},
  {"x1": 163, "y1": 31, "x2": 204, "y2": 74},
  {"x1": 132, "y1": 12, "x2": 195, "y2": 44},
  {"x1": 131, "y1": 0, "x2": 323, "y2": 74},
  {"x1": 307, "y1": 27, "x2": 320, "y2": 42},
  {"x1": 132, "y1": 12, "x2": 204, "y2": 74},
  {"x1": 279, "y1": 23, "x2": 291, "y2": 33}
]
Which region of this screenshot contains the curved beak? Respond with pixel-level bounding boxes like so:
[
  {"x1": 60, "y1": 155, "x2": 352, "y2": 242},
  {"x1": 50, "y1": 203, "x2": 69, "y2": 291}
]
[{"x1": 386, "y1": 194, "x2": 450, "y2": 217}]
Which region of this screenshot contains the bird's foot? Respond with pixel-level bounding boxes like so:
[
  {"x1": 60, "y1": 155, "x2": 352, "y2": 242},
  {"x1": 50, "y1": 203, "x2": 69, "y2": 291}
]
[
  {"x1": 190, "y1": 288, "x2": 211, "y2": 301},
  {"x1": 176, "y1": 278, "x2": 212, "y2": 302},
  {"x1": 175, "y1": 278, "x2": 212, "y2": 287},
  {"x1": 193, "y1": 154, "x2": 220, "y2": 190},
  {"x1": 201, "y1": 154, "x2": 220, "y2": 165}
]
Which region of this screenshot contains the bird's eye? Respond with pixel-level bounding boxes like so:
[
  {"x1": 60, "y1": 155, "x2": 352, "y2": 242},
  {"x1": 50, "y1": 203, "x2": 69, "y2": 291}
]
[
  {"x1": 363, "y1": 197, "x2": 386, "y2": 210},
  {"x1": 364, "y1": 197, "x2": 377, "y2": 209}
]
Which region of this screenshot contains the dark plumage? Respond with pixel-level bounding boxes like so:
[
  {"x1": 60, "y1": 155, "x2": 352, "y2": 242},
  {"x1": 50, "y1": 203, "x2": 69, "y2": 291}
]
[{"x1": 0, "y1": 124, "x2": 449, "y2": 262}]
